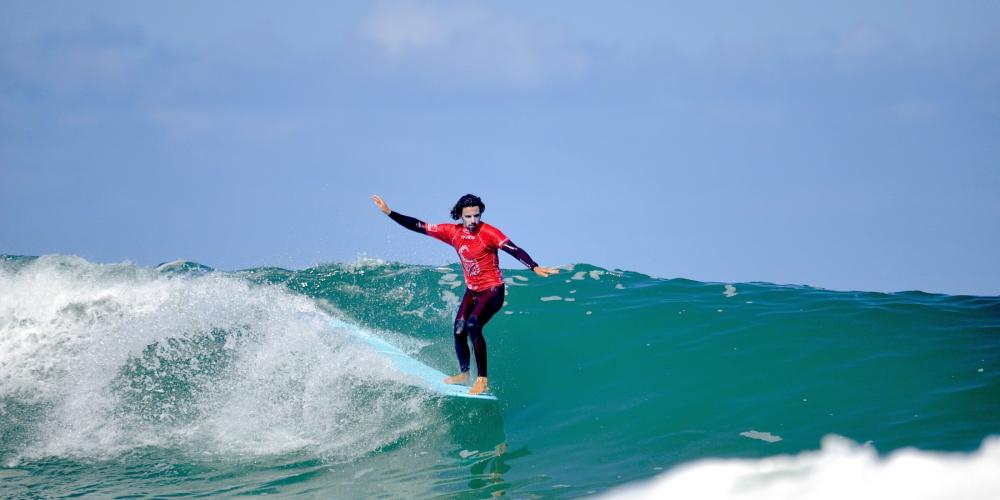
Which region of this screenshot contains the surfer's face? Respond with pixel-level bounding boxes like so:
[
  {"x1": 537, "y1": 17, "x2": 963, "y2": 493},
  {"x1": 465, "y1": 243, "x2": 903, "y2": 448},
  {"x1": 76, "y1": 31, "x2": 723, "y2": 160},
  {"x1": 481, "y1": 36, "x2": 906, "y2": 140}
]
[{"x1": 461, "y1": 206, "x2": 481, "y2": 231}]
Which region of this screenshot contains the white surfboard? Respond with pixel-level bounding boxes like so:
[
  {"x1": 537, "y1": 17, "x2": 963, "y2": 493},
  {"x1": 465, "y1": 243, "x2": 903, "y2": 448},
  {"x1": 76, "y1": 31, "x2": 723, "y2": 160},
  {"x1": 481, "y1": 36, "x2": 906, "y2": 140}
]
[{"x1": 328, "y1": 317, "x2": 497, "y2": 401}]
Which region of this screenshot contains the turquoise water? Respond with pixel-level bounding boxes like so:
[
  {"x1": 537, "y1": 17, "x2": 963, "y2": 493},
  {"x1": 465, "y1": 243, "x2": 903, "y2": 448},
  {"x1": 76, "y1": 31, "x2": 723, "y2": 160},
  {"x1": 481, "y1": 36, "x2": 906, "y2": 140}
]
[{"x1": 1, "y1": 254, "x2": 998, "y2": 497}]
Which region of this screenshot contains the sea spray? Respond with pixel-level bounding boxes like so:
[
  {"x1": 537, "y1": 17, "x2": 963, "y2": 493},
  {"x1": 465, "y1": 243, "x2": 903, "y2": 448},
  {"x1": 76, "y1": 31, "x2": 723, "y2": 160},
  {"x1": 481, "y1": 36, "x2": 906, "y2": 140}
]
[{"x1": 0, "y1": 255, "x2": 438, "y2": 465}]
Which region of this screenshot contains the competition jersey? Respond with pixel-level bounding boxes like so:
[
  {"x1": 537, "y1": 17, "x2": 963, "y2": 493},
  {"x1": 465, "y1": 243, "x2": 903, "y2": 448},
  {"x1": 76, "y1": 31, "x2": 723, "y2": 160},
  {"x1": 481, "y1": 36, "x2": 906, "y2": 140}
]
[{"x1": 424, "y1": 222, "x2": 509, "y2": 291}]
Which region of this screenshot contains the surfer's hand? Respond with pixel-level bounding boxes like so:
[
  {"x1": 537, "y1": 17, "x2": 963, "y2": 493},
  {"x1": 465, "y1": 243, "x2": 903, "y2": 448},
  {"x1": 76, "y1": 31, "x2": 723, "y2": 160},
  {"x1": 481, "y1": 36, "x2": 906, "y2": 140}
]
[
  {"x1": 371, "y1": 195, "x2": 391, "y2": 215},
  {"x1": 533, "y1": 266, "x2": 560, "y2": 278}
]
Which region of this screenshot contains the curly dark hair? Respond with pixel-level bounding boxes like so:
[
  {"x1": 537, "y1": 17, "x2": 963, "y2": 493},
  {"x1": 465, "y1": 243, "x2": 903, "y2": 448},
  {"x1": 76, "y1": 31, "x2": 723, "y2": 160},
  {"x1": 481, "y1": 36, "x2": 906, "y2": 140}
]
[{"x1": 450, "y1": 194, "x2": 485, "y2": 220}]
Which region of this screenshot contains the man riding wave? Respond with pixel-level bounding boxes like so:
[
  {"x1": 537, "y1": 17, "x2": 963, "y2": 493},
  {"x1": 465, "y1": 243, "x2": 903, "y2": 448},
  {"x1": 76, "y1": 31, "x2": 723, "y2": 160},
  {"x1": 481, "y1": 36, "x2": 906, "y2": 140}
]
[{"x1": 372, "y1": 194, "x2": 559, "y2": 395}]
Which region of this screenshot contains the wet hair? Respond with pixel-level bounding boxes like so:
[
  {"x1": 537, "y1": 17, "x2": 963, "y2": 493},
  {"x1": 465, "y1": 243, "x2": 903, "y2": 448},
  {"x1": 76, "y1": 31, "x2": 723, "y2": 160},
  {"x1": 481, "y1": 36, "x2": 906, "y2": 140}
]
[{"x1": 450, "y1": 194, "x2": 485, "y2": 220}]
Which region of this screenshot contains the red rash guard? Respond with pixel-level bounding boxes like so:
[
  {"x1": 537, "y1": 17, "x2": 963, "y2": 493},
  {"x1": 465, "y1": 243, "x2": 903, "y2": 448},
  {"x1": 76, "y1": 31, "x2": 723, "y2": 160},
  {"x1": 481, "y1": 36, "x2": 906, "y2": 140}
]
[
  {"x1": 388, "y1": 211, "x2": 540, "y2": 292},
  {"x1": 425, "y1": 222, "x2": 508, "y2": 291}
]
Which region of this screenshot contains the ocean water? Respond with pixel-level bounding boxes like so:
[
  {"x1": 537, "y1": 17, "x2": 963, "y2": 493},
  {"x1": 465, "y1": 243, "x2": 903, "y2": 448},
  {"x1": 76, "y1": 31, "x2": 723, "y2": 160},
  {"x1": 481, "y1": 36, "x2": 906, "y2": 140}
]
[{"x1": 1, "y1": 254, "x2": 998, "y2": 498}]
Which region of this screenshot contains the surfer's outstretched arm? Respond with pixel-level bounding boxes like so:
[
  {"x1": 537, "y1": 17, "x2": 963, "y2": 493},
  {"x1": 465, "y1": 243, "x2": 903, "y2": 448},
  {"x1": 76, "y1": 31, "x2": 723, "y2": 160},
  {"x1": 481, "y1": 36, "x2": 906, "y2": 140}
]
[
  {"x1": 372, "y1": 195, "x2": 430, "y2": 235},
  {"x1": 388, "y1": 211, "x2": 429, "y2": 235},
  {"x1": 501, "y1": 240, "x2": 538, "y2": 269},
  {"x1": 501, "y1": 240, "x2": 560, "y2": 278}
]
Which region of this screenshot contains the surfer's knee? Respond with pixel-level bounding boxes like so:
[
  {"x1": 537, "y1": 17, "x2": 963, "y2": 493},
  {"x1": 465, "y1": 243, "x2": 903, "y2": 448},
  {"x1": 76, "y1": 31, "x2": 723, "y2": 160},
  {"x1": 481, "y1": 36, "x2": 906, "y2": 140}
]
[
  {"x1": 454, "y1": 318, "x2": 467, "y2": 336},
  {"x1": 466, "y1": 316, "x2": 482, "y2": 336}
]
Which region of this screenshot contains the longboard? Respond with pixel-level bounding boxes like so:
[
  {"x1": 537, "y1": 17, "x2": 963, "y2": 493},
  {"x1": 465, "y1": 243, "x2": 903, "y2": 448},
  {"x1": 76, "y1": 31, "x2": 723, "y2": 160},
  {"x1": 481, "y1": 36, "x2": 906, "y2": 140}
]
[{"x1": 328, "y1": 317, "x2": 497, "y2": 401}]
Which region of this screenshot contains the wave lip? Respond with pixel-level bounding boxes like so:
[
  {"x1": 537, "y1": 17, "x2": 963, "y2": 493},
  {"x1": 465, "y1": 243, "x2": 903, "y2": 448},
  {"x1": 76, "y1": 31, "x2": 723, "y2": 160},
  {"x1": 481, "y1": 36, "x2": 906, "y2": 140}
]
[{"x1": 0, "y1": 255, "x2": 436, "y2": 465}]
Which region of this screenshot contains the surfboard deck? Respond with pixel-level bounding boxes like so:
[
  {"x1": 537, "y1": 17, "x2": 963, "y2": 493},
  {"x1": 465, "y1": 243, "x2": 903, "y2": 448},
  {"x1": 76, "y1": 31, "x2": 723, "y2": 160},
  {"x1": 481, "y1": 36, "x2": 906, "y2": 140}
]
[{"x1": 329, "y1": 317, "x2": 497, "y2": 401}]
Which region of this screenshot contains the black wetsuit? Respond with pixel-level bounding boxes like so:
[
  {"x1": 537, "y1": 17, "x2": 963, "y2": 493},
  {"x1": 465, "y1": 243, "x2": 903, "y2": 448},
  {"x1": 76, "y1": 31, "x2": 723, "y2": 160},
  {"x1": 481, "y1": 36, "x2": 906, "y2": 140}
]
[{"x1": 452, "y1": 284, "x2": 504, "y2": 377}]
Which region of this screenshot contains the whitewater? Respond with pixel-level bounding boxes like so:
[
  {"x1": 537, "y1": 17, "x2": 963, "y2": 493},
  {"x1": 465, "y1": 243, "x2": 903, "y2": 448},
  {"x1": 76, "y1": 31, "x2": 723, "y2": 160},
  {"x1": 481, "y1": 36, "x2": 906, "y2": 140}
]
[{"x1": 1, "y1": 254, "x2": 998, "y2": 498}]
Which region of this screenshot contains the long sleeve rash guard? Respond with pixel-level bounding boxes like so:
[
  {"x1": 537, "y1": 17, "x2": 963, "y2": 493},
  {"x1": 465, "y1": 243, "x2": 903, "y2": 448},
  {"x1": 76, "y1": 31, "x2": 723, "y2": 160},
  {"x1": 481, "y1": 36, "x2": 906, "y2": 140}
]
[{"x1": 388, "y1": 210, "x2": 539, "y2": 290}]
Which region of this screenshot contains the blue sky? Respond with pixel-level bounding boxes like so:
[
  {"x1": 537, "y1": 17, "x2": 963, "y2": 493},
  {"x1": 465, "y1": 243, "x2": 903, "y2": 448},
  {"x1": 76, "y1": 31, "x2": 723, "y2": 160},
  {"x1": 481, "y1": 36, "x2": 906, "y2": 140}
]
[{"x1": 1, "y1": 1, "x2": 998, "y2": 295}]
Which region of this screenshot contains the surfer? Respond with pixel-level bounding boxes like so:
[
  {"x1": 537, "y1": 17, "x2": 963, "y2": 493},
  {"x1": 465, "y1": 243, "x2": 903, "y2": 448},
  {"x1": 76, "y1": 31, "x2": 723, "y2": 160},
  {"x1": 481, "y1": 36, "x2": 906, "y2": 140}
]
[{"x1": 372, "y1": 194, "x2": 559, "y2": 395}]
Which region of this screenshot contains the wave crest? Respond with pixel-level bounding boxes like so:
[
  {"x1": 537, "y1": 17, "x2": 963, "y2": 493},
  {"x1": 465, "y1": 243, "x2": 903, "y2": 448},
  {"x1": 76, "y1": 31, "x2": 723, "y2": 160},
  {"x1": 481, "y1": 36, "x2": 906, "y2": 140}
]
[{"x1": 0, "y1": 255, "x2": 435, "y2": 464}]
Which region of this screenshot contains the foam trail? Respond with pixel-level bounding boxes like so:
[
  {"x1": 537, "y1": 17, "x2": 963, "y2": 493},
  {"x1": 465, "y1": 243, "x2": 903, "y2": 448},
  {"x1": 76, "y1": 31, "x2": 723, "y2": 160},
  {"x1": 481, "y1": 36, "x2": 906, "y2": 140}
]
[{"x1": 603, "y1": 435, "x2": 1000, "y2": 500}]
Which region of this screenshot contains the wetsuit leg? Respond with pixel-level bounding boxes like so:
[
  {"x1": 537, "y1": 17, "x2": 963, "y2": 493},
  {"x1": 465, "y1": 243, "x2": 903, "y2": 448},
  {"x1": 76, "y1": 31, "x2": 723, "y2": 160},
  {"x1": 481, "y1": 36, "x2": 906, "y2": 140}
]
[
  {"x1": 453, "y1": 290, "x2": 477, "y2": 374},
  {"x1": 465, "y1": 285, "x2": 505, "y2": 378}
]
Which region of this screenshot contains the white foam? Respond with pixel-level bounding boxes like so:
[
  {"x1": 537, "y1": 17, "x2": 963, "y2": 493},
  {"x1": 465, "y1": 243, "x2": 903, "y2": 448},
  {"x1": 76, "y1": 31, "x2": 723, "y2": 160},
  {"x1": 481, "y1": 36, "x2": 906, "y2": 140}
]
[
  {"x1": 724, "y1": 284, "x2": 737, "y2": 297},
  {"x1": 441, "y1": 290, "x2": 459, "y2": 310},
  {"x1": 437, "y1": 273, "x2": 461, "y2": 289},
  {"x1": 540, "y1": 296, "x2": 563, "y2": 302},
  {"x1": 740, "y1": 430, "x2": 782, "y2": 443},
  {"x1": 343, "y1": 255, "x2": 389, "y2": 270},
  {"x1": 602, "y1": 435, "x2": 1000, "y2": 500},
  {"x1": 0, "y1": 255, "x2": 435, "y2": 463},
  {"x1": 504, "y1": 276, "x2": 528, "y2": 287}
]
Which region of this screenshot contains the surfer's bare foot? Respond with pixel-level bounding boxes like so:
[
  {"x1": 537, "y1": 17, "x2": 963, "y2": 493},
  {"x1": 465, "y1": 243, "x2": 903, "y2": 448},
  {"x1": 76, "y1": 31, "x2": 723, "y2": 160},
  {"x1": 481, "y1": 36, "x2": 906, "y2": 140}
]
[
  {"x1": 444, "y1": 372, "x2": 470, "y2": 385},
  {"x1": 469, "y1": 377, "x2": 489, "y2": 395}
]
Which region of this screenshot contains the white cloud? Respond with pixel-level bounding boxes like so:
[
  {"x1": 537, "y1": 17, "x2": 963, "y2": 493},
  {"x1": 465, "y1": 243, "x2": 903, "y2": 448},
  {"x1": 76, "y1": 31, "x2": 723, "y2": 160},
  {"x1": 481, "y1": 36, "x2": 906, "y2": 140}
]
[
  {"x1": 362, "y1": 0, "x2": 587, "y2": 86},
  {"x1": 364, "y1": 1, "x2": 480, "y2": 54}
]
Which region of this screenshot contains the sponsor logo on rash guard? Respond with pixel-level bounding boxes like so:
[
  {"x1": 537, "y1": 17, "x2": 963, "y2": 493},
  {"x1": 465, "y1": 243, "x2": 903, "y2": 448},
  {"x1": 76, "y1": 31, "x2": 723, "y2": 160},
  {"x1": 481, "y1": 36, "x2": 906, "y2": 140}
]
[{"x1": 426, "y1": 222, "x2": 508, "y2": 291}]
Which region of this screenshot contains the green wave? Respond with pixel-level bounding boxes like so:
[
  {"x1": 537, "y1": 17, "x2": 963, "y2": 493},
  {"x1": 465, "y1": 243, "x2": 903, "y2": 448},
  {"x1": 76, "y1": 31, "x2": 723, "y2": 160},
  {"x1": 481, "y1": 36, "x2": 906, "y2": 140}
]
[{"x1": 1, "y1": 255, "x2": 998, "y2": 497}]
